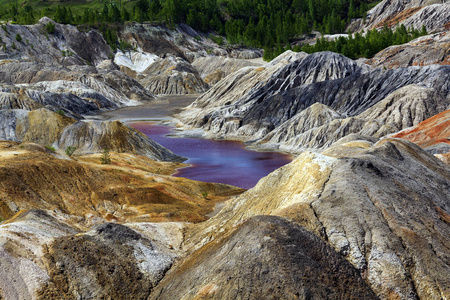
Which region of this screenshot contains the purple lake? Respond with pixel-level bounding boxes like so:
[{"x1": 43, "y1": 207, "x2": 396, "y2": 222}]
[{"x1": 129, "y1": 122, "x2": 292, "y2": 189}]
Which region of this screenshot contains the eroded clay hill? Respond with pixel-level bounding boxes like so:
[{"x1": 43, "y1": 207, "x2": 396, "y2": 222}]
[
  {"x1": 177, "y1": 50, "x2": 450, "y2": 153},
  {"x1": 392, "y1": 108, "x2": 450, "y2": 154},
  {"x1": 365, "y1": 31, "x2": 450, "y2": 68},
  {"x1": 0, "y1": 140, "x2": 244, "y2": 299},
  {"x1": 352, "y1": 0, "x2": 450, "y2": 33},
  {"x1": 179, "y1": 137, "x2": 450, "y2": 299}
]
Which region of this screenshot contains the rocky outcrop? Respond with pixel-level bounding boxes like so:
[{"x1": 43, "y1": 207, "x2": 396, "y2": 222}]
[
  {"x1": 365, "y1": 31, "x2": 450, "y2": 68},
  {"x1": 184, "y1": 138, "x2": 450, "y2": 299},
  {"x1": 0, "y1": 19, "x2": 155, "y2": 114},
  {"x1": 0, "y1": 108, "x2": 76, "y2": 145},
  {"x1": 151, "y1": 216, "x2": 377, "y2": 300},
  {"x1": 0, "y1": 132, "x2": 247, "y2": 299},
  {"x1": 118, "y1": 22, "x2": 262, "y2": 62},
  {"x1": 115, "y1": 22, "x2": 263, "y2": 94},
  {"x1": 57, "y1": 120, "x2": 185, "y2": 161}
]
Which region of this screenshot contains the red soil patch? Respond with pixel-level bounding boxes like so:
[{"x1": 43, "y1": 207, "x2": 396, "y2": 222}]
[
  {"x1": 393, "y1": 110, "x2": 450, "y2": 148},
  {"x1": 375, "y1": 7, "x2": 423, "y2": 29}
]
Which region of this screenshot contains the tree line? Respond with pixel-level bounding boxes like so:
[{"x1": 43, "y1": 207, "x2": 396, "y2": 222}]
[
  {"x1": 292, "y1": 24, "x2": 428, "y2": 60},
  {"x1": 0, "y1": 0, "x2": 375, "y2": 50},
  {"x1": 0, "y1": 0, "x2": 428, "y2": 61}
]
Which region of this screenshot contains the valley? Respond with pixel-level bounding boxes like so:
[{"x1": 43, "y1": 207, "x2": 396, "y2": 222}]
[{"x1": 0, "y1": 0, "x2": 449, "y2": 298}]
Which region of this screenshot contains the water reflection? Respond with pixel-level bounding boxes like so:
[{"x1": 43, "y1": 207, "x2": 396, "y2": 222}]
[{"x1": 129, "y1": 122, "x2": 292, "y2": 189}]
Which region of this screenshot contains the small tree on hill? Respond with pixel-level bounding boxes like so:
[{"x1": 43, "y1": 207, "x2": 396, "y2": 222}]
[
  {"x1": 45, "y1": 21, "x2": 55, "y2": 34},
  {"x1": 100, "y1": 148, "x2": 111, "y2": 164}
]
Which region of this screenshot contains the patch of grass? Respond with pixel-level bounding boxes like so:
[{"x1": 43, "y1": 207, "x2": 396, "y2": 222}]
[
  {"x1": 65, "y1": 146, "x2": 76, "y2": 157},
  {"x1": 45, "y1": 145, "x2": 56, "y2": 152}
]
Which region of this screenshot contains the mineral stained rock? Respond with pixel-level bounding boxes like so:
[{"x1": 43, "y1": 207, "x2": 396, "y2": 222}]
[
  {"x1": 358, "y1": 0, "x2": 450, "y2": 33},
  {"x1": 392, "y1": 108, "x2": 450, "y2": 154},
  {"x1": 0, "y1": 141, "x2": 243, "y2": 222},
  {"x1": 365, "y1": 31, "x2": 450, "y2": 68}
]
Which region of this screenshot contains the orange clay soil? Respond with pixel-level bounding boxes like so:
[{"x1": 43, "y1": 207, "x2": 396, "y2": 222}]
[
  {"x1": 374, "y1": 7, "x2": 423, "y2": 29},
  {"x1": 392, "y1": 109, "x2": 450, "y2": 148},
  {"x1": 0, "y1": 141, "x2": 244, "y2": 223}
]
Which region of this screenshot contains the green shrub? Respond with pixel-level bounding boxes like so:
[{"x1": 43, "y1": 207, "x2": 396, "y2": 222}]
[
  {"x1": 56, "y1": 110, "x2": 66, "y2": 116},
  {"x1": 45, "y1": 21, "x2": 55, "y2": 34},
  {"x1": 15, "y1": 33, "x2": 22, "y2": 42},
  {"x1": 45, "y1": 145, "x2": 56, "y2": 152},
  {"x1": 65, "y1": 146, "x2": 76, "y2": 157},
  {"x1": 202, "y1": 191, "x2": 208, "y2": 199},
  {"x1": 210, "y1": 35, "x2": 224, "y2": 46}
]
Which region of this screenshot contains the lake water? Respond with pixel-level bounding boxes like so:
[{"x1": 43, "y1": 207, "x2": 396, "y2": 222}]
[{"x1": 129, "y1": 122, "x2": 292, "y2": 189}]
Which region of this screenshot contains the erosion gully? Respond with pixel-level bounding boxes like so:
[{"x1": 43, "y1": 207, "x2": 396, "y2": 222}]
[{"x1": 96, "y1": 95, "x2": 292, "y2": 189}]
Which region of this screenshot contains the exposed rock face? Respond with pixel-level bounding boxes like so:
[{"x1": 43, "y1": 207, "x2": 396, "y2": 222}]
[
  {"x1": 400, "y1": 2, "x2": 450, "y2": 33},
  {"x1": 0, "y1": 137, "x2": 243, "y2": 299},
  {"x1": 0, "y1": 18, "x2": 111, "y2": 65},
  {"x1": 258, "y1": 84, "x2": 449, "y2": 152},
  {"x1": 0, "y1": 109, "x2": 30, "y2": 141},
  {"x1": 139, "y1": 56, "x2": 209, "y2": 94},
  {"x1": 151, "y1": 216, "x2": 377, "y2": 300},
  {"x1": 0, "y1": 108, "x2": 183, "y2": 162},
  {"x1": 192, "y1": 56, "x2": 264, "y2": 85},
  {"x1": 0, "y1": 108, "x2": 76, "y2": 146},
  {"x1": 0, "y1": 62, "x2": 153, "y2": 108},
  {"x1": 185, "y1": 138, "x2": 450, "y2": 299},
  {"x1": 392, "y1": 109, "x2": 450, "y2": 153},
  {"x1": 57, "y1": 120, "x2": 185, "y2": 161},
  {"x1": 0, "y1": 19, "x2": 154, "y2": 114},
  {"x1": 358, "y1": 0, "x2": 450, "y2": 33},
  {"x1": 114, "y1": 22, "x2": 263, "y2": 94},
  {"x1": 365, "y1": 31, "x2": 450, "y2": 68},
  {"x1": 178, "y1": 51, "x2": 450, "y2": 152},
  {"x1": 0, "y1": 210, "x2": 78, "y2": 300},
  {"x1": 118, "y1": 22, "x2": 262, "y2": 62},
  {"x1": 177, "y1": 51, "x2": 307, "y2": 132},
  {"x1": 39, "y1": 222, "x2": 174, "y2": 299},
  {"x1": 0, "y1": 209, "x2": 182, "y2": 300}
]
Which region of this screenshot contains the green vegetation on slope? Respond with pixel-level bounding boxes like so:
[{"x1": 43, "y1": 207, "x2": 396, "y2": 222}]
[
  {"x1": 292, "y1": 24, "x2": 428, "y2": 60},
  {"x1": 0, "y1": 0, "x2": 427, "y2": 61},
  {"x1": 0, "y1": 0, "x2": 377, "y2": 52}
]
